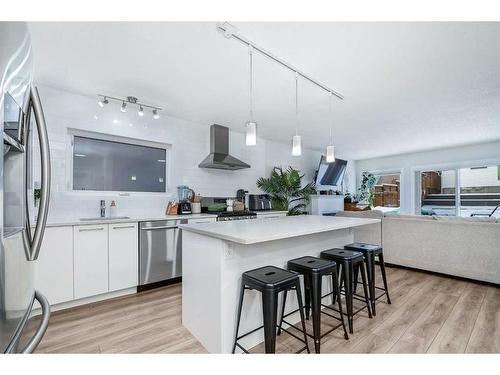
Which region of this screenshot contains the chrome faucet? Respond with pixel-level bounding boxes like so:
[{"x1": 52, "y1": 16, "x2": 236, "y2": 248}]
[{"x1": 100, "y1": 200, "x2": 106, "y2": 218}]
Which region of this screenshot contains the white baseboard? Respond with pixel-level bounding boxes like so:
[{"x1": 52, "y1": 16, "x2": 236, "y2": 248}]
[{"x1": 30, "y1": 287, "x2": 137, "y2": 316}]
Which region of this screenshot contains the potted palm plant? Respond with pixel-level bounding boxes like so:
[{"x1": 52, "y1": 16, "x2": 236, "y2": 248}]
[{"x1": 256, "y1": 166, "x2": 316, "y2": 216}]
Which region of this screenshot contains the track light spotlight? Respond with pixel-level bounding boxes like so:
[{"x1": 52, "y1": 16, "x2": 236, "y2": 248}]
[
  {"x1": 138, "y1": 106, "x2": 144, "y2": 117},
  {"x1": 121, "y1": 101, "x2": 127, "y2": 113},
  {"x1": 153, "y1": 109, "x2": 160, "y2": 120},
  {"x1": 98, "y1": 97, "x2": 108, "y2": 108}
]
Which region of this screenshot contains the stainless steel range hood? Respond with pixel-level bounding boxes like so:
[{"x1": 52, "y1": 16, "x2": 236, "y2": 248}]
[{"x1": 199, "y1": 124, "x2": 250, "y2": 170}]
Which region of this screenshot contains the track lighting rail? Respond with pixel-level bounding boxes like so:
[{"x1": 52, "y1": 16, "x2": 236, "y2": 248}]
[
  {"x1": 97, "y1": 94, "x2": 162, "y2": 111},
  {"x1": 217, "y1": 22, "x2": 344, "y2": 100}
]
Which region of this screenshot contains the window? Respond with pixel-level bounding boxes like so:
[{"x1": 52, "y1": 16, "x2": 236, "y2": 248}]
[
  {"x1": 371, "y1": 173, "x2": 401, "y2": 210},
  {"x1": 420, "y1": 169, "x2": 456, "y2": 216},
  {"x1": 72, "y1": 135, "x2": 167, "y2": 193},
  {"x1": 418, "y1": 165, "x2": 500, "y2": 217}
]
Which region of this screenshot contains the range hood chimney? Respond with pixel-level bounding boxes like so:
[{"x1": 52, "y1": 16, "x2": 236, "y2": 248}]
[{"x1": 198, "y1": 124, "x2": 251, "y2": 170}]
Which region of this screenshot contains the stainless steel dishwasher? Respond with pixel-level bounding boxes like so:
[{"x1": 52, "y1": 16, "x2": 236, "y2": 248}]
[{"x1": 139, "y1": 219, "x2": 187, "y2": 289}]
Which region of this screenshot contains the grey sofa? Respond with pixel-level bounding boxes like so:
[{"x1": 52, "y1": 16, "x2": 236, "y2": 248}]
[{"x1": 335, "y1": 211, "x2": 500, "y2": 284}]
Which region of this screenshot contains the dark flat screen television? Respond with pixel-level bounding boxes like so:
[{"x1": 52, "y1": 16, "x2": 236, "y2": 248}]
[{"x1": 314, "y1": 156, "x2": 347, "y2": 187}]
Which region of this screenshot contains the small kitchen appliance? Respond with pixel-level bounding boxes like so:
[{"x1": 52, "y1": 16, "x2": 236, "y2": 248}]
[
  {"x1": 248, "y1": 194, "x2": 272, "y2": 211},
  {"x1": 177, "y1": 185, "x2": 194, "y2": 214}
]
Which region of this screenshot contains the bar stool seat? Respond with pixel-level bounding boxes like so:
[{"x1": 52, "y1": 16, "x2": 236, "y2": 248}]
[
  {"x1": 243, "y1": 266, "x2": 299, "y2": 291},
  {"x1": 320, "y1": 248, "x2": 372, "y2": 333},
  {"x1": 344, "y1": 242, "x2": 391, "y2": 316},
  {"x1": 345, "y1": 242, "x2": 382, "y2": 254},
  {"x1": 232, "y1": 266, "x2": 310, "y2": 354}
]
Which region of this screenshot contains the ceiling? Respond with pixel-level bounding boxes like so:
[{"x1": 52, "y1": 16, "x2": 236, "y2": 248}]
[{"x1": 28, "y1": 22, "x2": 500, "y2": 160}]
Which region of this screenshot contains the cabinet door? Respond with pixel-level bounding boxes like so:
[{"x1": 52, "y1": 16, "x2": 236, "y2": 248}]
[
  {"x1": 34, "y1": 226, "x2": 74, "y2": 305},
  {"x1": 73, "y1": 224, "x2": 109, "y2": 299},
  {"x1": 109, "y1": 223, "x2": 138, "y2": 291}
]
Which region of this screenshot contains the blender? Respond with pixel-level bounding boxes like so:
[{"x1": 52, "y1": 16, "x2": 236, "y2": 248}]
[{"x1": 177, "y1": 185, "x2": 195, "y2": 214}]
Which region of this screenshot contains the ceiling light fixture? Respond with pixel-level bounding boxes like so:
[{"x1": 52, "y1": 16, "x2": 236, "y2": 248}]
[
  {"x1": 97, "y1": 94, "x2": 162, "y2": 119},
  {"x1": 245, "y1": 46, "x2": 257, "y2": 146},
  {"x1": 97, "y1": 96, "x2": 108, "y2": 108},
  {"x1": 217, "y1": 22, "x2": 344, "y2": 99},
  {"x1": 217, "y1": 22, "x2": 345, "y2": 154},
  {"x1": 326, "y1": 92, "x2": 335, "y2": 163},
  {"x1": 292, "y1": 73, "x2": 302, "y2": 156}
]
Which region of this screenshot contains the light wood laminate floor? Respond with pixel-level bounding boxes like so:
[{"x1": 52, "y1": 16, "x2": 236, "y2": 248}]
[{"x1": 34, "y1": 267, "x2": 500, "y2": 353}]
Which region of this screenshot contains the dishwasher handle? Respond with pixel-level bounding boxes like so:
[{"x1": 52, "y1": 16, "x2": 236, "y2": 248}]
[{"x1": 141, "y1": 225, "x2": 178, "y2": 231}]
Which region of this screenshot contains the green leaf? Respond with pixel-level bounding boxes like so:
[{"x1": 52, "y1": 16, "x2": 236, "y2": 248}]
[{"x1": 256, "y1": 166, "x2": 316, "y2": 215}]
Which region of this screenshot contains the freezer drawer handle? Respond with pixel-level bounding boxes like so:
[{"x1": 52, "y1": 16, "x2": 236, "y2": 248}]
[
  {"x1": 21, "y1": 291, "x2": 51, "y2": 353},
  {"x1": 141, "y1": 226, "x2": 177, "y2": 231},
  {"x1": 112, "y1": 225, "x2": 136, "y2": 230},
  {"x1": 78, "y1": 227, "x2": 105, "y2": 232},
  {"x1": 23, "y1": 86, "x2": 51, "y2": 261}
]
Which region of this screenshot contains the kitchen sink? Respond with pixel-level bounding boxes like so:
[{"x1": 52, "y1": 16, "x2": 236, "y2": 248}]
[{"x1": 80, "y1": 216, "x2": 130, "y2": 221}]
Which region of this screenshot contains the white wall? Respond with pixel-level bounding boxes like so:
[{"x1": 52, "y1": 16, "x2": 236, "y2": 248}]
[
  {"x1": 356, "y1": 141, "x2": 500, "y2": 214},
  {"x1": 442, "y1": 166, "x2": 500, "y2": 188},
  {"x1": 36, "y1": 85, "x2": 325, "y2": 219}
]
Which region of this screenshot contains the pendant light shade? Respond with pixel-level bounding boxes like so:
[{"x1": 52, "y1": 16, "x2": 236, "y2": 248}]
[
  {"x1": 245, "y1": 121, "x2": 257, "y2": 146},
  {"x1": 292, "y1": 135, "x2": 302, "y2": 156},
  {"x1": 325, "y1": 92, "x2": 335, "y2": 162},
  {"x1": 245, "y1": 46, "x2": 257, "y2": 146},
  {"x1": 326, "y1": 145, "x2": 335, "y2": 163}
]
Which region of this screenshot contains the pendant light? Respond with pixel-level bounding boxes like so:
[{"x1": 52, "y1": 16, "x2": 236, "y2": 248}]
[
  {"x1": 326, "y1": 92, "x2": 335, "y2": 163},
  {"x1": 245, "y1": 46, "x2": 257, "y2": 146},
  {"x1": 292, "y1": 73, "x2": 302, "y2": 156}
]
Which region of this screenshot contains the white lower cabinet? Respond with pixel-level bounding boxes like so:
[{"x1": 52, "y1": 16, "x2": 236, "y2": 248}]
[
  {"x1": 109, "y1": 223, "x2": 138, "y2": 291},
  {"x1": 34, "y1": 226, "x2": 74, "y2": 305},
  {"x1": 73, "y1": 224, "x2": 109, "y2": 299}
]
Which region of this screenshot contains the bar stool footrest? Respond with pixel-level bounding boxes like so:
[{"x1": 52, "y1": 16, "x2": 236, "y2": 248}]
[{"x1": 235, "y1": 323, "x2": 308, "y2": 354}]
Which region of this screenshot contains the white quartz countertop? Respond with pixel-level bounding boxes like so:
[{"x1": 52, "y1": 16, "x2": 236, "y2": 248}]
[
  {"x1": 40, "y1": 213, "x2": 218, "y2": 227},
  {"x1": 179, "y1": 215, "x2": 380, "y2": 245}
]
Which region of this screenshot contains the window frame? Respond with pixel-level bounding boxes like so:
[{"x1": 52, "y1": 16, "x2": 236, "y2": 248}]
[
  {"x1": 359, "y1": 168, "x2": 403, "y2": 209},
  {"x1": 66, "y1": 128, "x2": 172, "y2": 196},
  {"x1": 412, "y1": 157, "x2": 500, "y2": 216}
]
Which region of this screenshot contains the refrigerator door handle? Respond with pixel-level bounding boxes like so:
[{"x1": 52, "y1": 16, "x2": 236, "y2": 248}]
[
  {"x1": 24, "y1": 86, "x2": 51, "y2": 261},
  {"x1": 20, "y1": 291, "x2": 51, "y2": 353}
]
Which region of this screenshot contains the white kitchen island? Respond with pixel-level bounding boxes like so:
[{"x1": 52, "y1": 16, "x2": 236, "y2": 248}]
[{"x1": 179, "y1": 215, "x2": 380, "y2": 353}]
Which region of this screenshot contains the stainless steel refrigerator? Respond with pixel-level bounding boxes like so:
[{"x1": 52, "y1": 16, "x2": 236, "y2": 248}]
[{"x1": 1, "y1": 22, "x2": 51, "y2": 353}]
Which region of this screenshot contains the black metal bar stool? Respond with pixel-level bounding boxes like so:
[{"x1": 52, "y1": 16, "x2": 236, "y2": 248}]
[
  {"x1": 345, "y1": 243, "x2": 391, "y2": 316},
  {"x1": 277, "y1": 256, "x2": 349, "y2": 353},
  {"x1": 320, "y1": 248, "x2": 372, "y2": 333},
  {"x1": 232, "y1": 266, "x2": 310, "y2": 354}
]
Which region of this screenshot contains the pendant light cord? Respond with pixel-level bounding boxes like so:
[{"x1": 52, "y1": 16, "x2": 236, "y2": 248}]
[
  {"x1": 329, "y1": 92, "x2": 333, "y2": 144},
  {"x1": 249, "y1": 46, "x2": 254, "y2": 121},
  {"x1": 295, "y1": 73, "x2": 299, "y2": 136}
]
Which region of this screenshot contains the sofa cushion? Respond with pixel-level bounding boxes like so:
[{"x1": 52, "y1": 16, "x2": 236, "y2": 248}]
[
  {"x1": 433, "y1": 215, "x2": 497, "y2": 223},
  {"x1": 336, "y1": 210, "x2": 384, "y2": 219},
  {"x1": 385, "y1": 214, "x2": 435, "y2": 221}
]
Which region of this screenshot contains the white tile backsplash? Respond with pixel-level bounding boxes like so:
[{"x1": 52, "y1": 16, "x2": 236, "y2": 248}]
[{"x1": 36, "y1": 85, "x2": 323, "y2": 219}]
